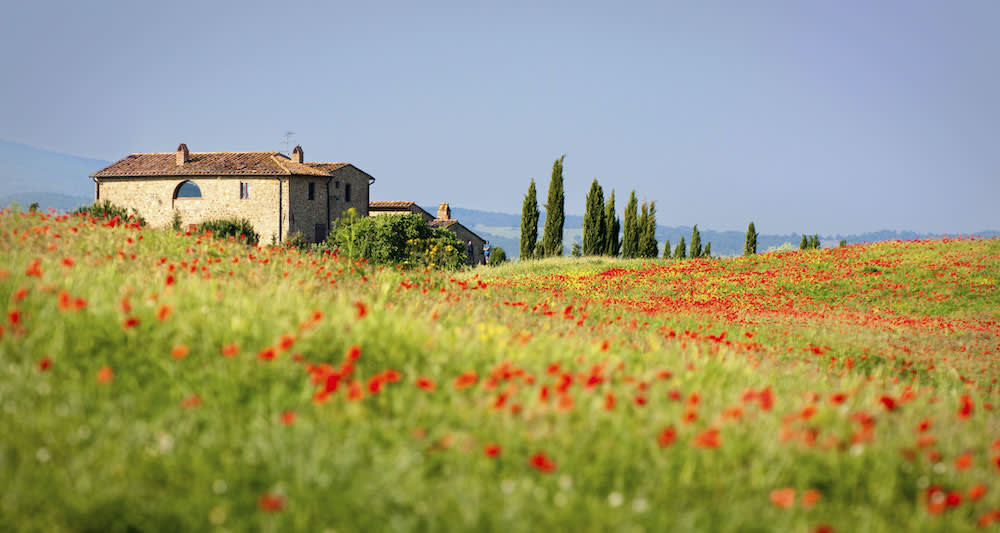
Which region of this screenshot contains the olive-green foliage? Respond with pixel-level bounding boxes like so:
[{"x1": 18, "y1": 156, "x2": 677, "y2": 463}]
[
  {"x1": 689, "y1": 224, "x2": 702, "y2": 259},
  {"x1": 520, "y1": 179, "x2": 539, "y2": 259},
  {"x1": 326, "y1": 210, "x2": 464, "y2": 269},
  {"x1": 800, "y1": 235, "x2": 809, "y2": 250},
  {"x1": 604, "y1": 189, "x2": 620, "y2": 257},
  {"x1": 800, "y1": 234, "x2": 821, "y2": 250},
  {"x1": 171, "y1": 210, "x2": 182, "y2": 232},
  {"x1": 703, "y1": 242, "x2": 711, "y2": 258},
  {"x1": 198, "y1": 218, "x2": 260, "y2": 245},
  {"x1": 487, "y1": 247, "x2": 507, "y2": 266},
  {"x1": 541, "y1": 155, "x2": 565, "y2": 257},
  {"x1": 744, "y1": 221, "x2": 758, "y2": 255},
  {"x1": 583, "y1": 179, "x2": 605, "y2": 255},
  {"x1": 570, "y1": 241, "x2": 582, "y2": 257},
  {"x1": 73, "y1": 200, "x2": 146, "y2": 225},
  {"x1": 662, "y1": 238, "x2": 671, "y2": 259},
  {"x1": 674, "y1": 235, "x2": 686, "y2": 259},
  {"x1": 840, "y1": 239, "x2": 848, "y2": 247},
  {"x1": 621, "y1": 190, "x2": 639, "y2": 258}
]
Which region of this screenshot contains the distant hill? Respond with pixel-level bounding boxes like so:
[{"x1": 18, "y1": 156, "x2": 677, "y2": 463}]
[
  {"x1": 435, "y1": 206, "x2": 999, "y2": 259},
  {"x1": 0, "y1": 139, "x2": 108, "y2": 211}
]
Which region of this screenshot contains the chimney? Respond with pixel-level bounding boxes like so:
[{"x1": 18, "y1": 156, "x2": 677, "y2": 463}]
[
  {"x1": 291, "y1": 145, "x2": 304, "y2": 164},
  {"x1": 437, "y1": 203, "x2": 451, "y2": 220},
  {"x1": 175, "y1": 143, "x2": 189, "y2": 166}
]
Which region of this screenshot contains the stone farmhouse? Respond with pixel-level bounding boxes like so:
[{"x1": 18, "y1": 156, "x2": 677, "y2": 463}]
[
  {"x1": 369, "y1": 201, "x2": 486, "y2": 264},
  {"x1": 91, "y1": 144, "x2": 485, "y2": 256}
]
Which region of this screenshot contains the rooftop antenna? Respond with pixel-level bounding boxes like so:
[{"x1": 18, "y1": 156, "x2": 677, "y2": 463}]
[{"x1": 282, "y1": 131, "x2": 295, "y2": 155}]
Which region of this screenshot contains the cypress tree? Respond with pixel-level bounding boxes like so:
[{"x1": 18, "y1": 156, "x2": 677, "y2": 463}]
[
  {"x1": 799, "y1": 235, "x2": 808, "y2": 250},
  {"x1": 744, "y1": 222, "x2": 758, "y2": 255},
  {"x1": 674, "y1": 236, "x2": 686, "y2": 260},
  {"x1": 811, "y1": 234, "x2": 820, "y2": 249},
  {"x1": 519, "y1": 179, "x2": 539, "y2": 259},
  {"x1": 689, "y1": 224, "x2": 702, "y2": 259},
  {"x1": 703, "y1": 242, "x2": 711, "y2": 258},
  {"x1": 541, "y1": 155, "x2": 566, "y2": 256},
  {"x1": 621, "y1": 190, "x2": 639, "y2": 258},
  {"x1": 641, "y1": 202, "x2": 658, "y2": 258},
  {"x1": 583, "y1": 179, "x2": 605, "y2": 255},
  {"x1": 662, "y1": 238, "x2": 671, "y2": 259},
  {"x1": 604, "y1": 190, "x2": 620, "y2": 257}
]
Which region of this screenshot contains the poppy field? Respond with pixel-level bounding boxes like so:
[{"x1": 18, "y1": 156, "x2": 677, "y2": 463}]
[{"x1": 2, "y1": 207, "x2": 999, "y2": 532}]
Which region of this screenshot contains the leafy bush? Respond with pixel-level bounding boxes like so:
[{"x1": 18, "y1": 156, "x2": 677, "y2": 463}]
[
  {"x1": 73, "y1": 201, "x2": 146, "y2": 225},
  {"x1": 197, "y1": 218, "x2": 259, "y2": 245},
  {"x1": 488, "y1": 247, "x2": 507, "y2": 266},
  {"x1": 326, "y1": 210, "x2": 465, "y2": 269}
]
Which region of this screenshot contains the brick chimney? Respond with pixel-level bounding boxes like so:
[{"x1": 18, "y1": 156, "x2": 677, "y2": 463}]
[
  {"x1": 437, "y1": 203, "x2": 451, "y2": 220},
  {"x1": 176, "y1": 143, "x2": 189, "y2": 166},
  {"x1": 291, "y1": 145, "x2": 304, "y2": 164}
]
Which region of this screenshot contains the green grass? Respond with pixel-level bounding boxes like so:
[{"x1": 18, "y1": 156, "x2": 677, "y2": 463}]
[{"x1": 1, "y1": 209, "x2": 998, "y2": 532}]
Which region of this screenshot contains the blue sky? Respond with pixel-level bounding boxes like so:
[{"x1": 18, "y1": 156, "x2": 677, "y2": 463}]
[{"x1": 2, "y1": 0, "x2": 998, "y2": 234}]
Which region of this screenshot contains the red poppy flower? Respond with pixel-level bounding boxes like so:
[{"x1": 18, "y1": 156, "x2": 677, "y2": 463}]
[
  {"x1": 96, "y1": 365, "x2": 114, "y2": 383},
  {"x1": 416, "y1": 377, "x2": 436, "y2": 391},
  {"x1": 38, "y1": 356, "x2": 52, "y2": 371},
  {"x1": 122, "y1": 316, "x2": 139, "y2": 330},
  {"x1": 529, "y1": 452, "x2": 556, "y2": 473},
  {"x1": 801, "y1": 489, "x2": 821, "y2": 508},
  {"x1": 156, "y1": 304, "x2": 173, "y2": 321},
  {"x1": 693, "y1": 428, "x2": 721, "y2": 448},
  {"x1": 453, "y1": 370, "x2": 478, "y2": 389},
  {"x1": 354, "y1": 300, "x2": 367, "y2": 319},
  {"x1": 657, "y1": 426, "x2": 677, "y2": 447},
  {"x1": 604, "y1": 392, "x2": 615, "y2": 411},
  {"x1": 770, "y1": 487, "x2": 795, "y2": 508},
  {"x1": 968, "y1": 483, "x2": 987, "y2": 501},
  {"x1": 25, "y1": 258, "x2": 43, "y2": 277},
  {"x1": 221, "y1": 344, "x2": 240, "y2": 357},
  {"x1": 281, "y1": 411, "x2": 297, "y2": 425},
  {"x1": 484, "y1": 443, "x2": 501, "y2": 458},
  {"x1": 955, "y1": 452, "x2": 973, "y2": 471},
  {"x1": 345, "y1": 345, "x2": 361, "y2": 361},
  {"x1": 346, "y1": 381, "x2": 364, "y2": 401},
  {"x1": 277, "y1": 333, "x2": 296, "y2": 352},
  {"x1": 181, "y1": 395, "x2": 202, "y2": 409},
  {"x1": 258, "y1": 493, "x2": 285, "y2": 512},
  {"x1": 958, "y1": 395, "x2": 974, "y2": 420},
  {"x1": 171, "y1": 344, "x2": 189, "y2": 359},
  {"x1": 257, "y1": 347, "x2": 277, "y2": 361},
  {"x1": 880, "y1": 395, "x2": 897, "y2": 411}
]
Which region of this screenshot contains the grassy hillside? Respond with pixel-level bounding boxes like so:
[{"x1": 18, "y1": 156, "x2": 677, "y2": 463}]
[{"x1": 2, "y1": 208, "x2": 999, "y2": 532}]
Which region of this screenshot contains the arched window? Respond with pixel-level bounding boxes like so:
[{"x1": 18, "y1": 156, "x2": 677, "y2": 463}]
[{"x1": 174, "y1": 180, "x2": 202, "y2": 199}]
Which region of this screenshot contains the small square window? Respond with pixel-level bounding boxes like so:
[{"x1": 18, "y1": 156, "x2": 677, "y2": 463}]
[
  {"x1": 240, "y1": 182, "x2": 249, "y2": 199},
  {"x1": 308, "y1": 182, "x2": 315, "y2": 200},
  {"x1": 345, "y1": 183, "x2": 352, "y2": 202}
]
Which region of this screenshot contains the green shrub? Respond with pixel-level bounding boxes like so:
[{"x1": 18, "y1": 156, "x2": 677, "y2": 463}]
[
  {"x1": 198, "y1": 218, "x2": 259, "y2": 245},
  {"x1": 488, "y1": 247, "x2": 507, "y2": 266},
  {"x1": 73, "y1": 201, "x2": 146, "y2": 225},
  {"x1": 326, "y1": 210, "x2": 464, "y2": 269}
]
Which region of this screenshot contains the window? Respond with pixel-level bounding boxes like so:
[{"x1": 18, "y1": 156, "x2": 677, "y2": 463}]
[
  {"x1": 345, "y1": 183, "x2": 351, "y2": 202},
  {"x1": 240, "y1": 182, "x2": 249, "y2": 199},
  {"x1": 308, "y1": 182, "x2": 315, "y2": 200},
  {"x1": 174, "y1": 180, "x2": 202, "y2": 199},
  {"x1": 335, "y1": 180, "x2": 340, "y2": 189}
]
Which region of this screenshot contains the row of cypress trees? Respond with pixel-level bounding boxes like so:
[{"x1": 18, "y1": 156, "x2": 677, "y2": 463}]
[{"x1": 520, "y1": 156, "x2": 566, "y2": 259}]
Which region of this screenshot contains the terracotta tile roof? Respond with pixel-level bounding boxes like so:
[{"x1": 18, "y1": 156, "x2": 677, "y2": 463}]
[
  {"x1": 307, "y1": 162, "x2": 350, "y2": 173},
  {"x1": 369, "y1": 201, "x2": 416, "y2": 209},
  {"x1": 92, "y1": 152, "x2": 355, "y2": 178}
]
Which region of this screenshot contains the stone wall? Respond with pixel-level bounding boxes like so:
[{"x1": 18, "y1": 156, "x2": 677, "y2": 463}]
[
  {"x1": 97, "y1": 176, "x2": 284, "y2": 243},
  {"x1": 96, "y1": 165, "x2": 372, "y2": 245},
  {"x1": 328, "y1": 166, "x2": 371, "y2": 222}
]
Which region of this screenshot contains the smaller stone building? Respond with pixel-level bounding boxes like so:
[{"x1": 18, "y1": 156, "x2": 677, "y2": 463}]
[
  {"x1": 369, "y1": 201, "x2": 487, "y2": 264},
  {"x1": 91, "y1": 144, "x2": 374, "y2": 244}
]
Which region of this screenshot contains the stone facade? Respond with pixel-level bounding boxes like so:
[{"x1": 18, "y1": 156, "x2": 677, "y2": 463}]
[{"x1": 91, "y1": 145, "x2": 373, "y2": 244}]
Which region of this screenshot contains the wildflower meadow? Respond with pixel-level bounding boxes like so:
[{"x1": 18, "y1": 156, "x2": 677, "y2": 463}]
[{"x1": 1, "y1": 207, "x2": 999, "y2": 532}]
